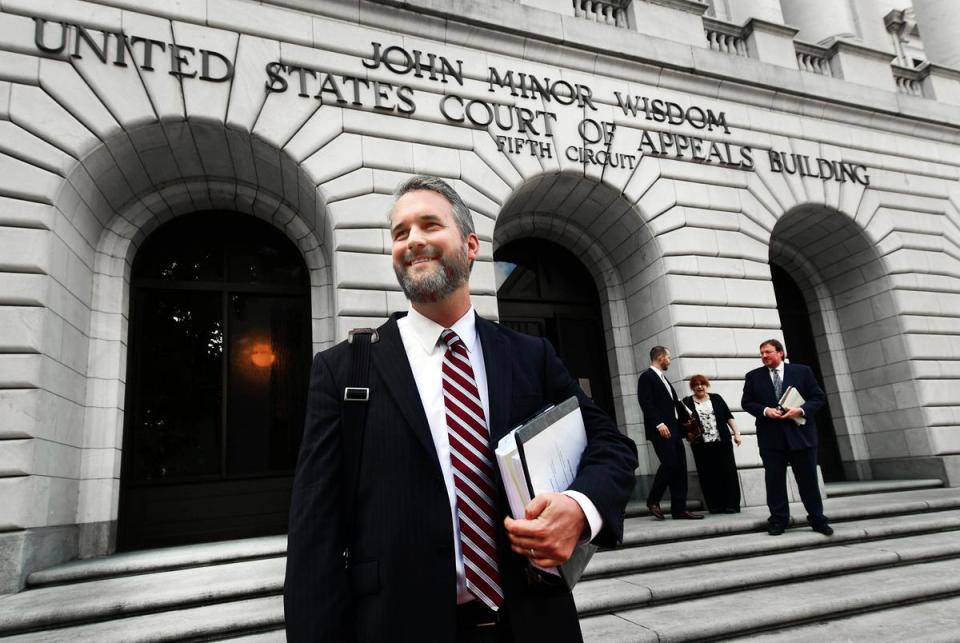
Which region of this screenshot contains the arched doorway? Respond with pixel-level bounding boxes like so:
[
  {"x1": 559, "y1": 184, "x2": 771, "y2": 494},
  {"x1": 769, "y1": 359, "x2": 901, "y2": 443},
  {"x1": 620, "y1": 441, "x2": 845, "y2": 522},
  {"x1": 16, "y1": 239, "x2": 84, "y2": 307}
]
[
  {"x1": 118, "y1": 212, "x2": 312, "y2": 550},
  {"x1": 771, "y1": 263, "x2": 845, "y2": 481},
  {"x1": 494, "y1": 238, "x2": 616, "y2": 419}
]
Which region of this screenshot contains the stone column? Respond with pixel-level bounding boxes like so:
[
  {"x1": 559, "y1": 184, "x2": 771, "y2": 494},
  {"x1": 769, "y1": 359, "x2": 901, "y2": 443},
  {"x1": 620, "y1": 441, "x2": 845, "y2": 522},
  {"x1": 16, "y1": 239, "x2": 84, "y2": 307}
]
[
  {"x1": 912, "y1": 0, "x2": 960, "y2": 69},
  {"x1": 718, "y1": 0, "x2": 784, "y2": 25},
  {"x1": 848, "y1": 0, "x2": 893, "y2": 52},
  {"x1": 780, "y1": 0, "x2": 857, "y2": 43}
]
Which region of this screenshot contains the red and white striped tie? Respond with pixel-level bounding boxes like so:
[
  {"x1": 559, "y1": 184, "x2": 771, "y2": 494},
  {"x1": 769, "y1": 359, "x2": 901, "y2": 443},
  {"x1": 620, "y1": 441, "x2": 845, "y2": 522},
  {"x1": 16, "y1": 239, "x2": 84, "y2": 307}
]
[{"x1": 440, "y1": 329, "x2": 504, "y2": 610}]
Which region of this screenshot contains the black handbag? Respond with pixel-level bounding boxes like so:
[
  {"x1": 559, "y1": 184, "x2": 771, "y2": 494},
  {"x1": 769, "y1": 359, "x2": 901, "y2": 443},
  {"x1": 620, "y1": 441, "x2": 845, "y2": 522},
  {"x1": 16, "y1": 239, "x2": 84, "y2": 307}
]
[{"x1": 677, "y1": 400, "x2": 704, "y2": 444}]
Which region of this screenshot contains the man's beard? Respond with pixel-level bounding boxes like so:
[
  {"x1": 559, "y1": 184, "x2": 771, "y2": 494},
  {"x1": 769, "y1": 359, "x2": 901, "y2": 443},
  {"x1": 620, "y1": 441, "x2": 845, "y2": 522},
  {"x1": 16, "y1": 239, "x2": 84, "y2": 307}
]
[{"x1": 394, "y1": 243, "x2": 472, "y2": 304}]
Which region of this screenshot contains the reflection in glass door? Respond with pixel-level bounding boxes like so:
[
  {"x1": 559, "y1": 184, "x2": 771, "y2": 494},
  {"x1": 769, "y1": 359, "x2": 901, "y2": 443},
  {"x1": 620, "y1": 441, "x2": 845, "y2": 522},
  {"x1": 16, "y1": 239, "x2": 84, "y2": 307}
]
[{"x1": 119, "y1": 212, "x2": 311, "y2": 550}]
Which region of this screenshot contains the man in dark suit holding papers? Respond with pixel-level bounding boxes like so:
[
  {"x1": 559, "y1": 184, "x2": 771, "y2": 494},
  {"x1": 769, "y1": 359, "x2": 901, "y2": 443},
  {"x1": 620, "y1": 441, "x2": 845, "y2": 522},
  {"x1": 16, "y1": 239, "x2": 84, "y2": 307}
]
[
  {"x1": 284, "y1": 175, "x2": 637, "y2": 642},
  {"x1": 741, "y1": 339, "x2": 831, "y2": 536}
]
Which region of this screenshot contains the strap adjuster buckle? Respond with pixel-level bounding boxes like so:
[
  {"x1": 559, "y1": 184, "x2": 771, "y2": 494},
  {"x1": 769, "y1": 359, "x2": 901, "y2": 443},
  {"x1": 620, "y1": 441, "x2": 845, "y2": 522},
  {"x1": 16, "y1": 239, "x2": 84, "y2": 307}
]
[
  {"x1": 348, "y1": 328, "x2": 379, "y2": 344},
  {"x1": 344, "y1": 387, "x2": 370, "y2": 402}
]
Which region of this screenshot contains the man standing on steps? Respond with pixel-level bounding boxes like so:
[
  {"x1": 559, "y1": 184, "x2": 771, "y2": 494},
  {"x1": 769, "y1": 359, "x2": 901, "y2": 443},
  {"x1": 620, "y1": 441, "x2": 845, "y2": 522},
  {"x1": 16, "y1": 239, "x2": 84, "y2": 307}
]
[
  {"x1": 284, "y1": 175, "x2": 638, "y2": 642},
  {"x1": 637, "y1": 346, "x2": 702, "y2": 520},
  {"x1": 741, "y1": 339, "x2": 832, "y2": 537}
]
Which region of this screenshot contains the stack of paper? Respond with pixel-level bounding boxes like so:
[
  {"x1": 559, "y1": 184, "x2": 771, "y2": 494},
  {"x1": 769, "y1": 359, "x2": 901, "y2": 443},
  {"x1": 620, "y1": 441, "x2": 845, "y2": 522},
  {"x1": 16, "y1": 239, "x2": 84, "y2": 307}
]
[
  {"x1": 493, "y1": 396, "x2": 595, "y2": 588},
  {"x1": 778, "y1": 386, "x2": 807, "y2": 426}
]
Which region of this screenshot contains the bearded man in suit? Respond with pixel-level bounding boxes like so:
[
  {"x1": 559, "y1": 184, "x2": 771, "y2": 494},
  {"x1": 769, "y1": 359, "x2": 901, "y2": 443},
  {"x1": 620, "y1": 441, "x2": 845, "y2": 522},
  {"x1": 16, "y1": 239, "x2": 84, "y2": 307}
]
[
  {"x1": 284, "y1": 175, "x2": 638, "y2": 642},
  {"x1": 636, "y1": 346, "x2": 702, "y2": 520},
  {"x1": 741, "y1": 339, "x2": 831, "y2": 536}
]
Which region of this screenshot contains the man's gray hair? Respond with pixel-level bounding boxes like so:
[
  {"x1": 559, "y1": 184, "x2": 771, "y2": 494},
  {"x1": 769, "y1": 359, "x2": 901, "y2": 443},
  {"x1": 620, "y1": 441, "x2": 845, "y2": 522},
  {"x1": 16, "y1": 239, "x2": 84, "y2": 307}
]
[
  {"x1": 392, "y1": 175, "x2": 475, "y2": 239},
  {"x1": 650, "y1": 345, "x2": 669, "y2": 362}
]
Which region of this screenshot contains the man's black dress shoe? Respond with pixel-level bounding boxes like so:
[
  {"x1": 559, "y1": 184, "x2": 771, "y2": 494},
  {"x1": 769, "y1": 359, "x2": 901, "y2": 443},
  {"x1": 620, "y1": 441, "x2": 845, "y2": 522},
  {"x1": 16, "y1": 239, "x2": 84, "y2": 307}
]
[
  {"x1": 812, "y1": 523, "x2": 834, "y2": 536},
  {"x1": 672, "y1": 511, "x2": 704, "y2": 520},
  {"x1": 647, "y1": 504, "x2": 665, "y2": 520},
  {"x1": 767, "y1": 524, "x2": 785, "y2": 535}
]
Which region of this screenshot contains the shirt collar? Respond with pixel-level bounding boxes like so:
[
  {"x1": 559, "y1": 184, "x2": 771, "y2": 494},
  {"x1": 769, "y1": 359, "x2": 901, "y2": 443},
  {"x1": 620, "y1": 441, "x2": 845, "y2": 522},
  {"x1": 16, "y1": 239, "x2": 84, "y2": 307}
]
[
  {"x1": 650, "y1": 365, "x2": 665, "y2": 377},
  {"x1": 405, "y1": 305, "x2": 477, "y2": 355}
]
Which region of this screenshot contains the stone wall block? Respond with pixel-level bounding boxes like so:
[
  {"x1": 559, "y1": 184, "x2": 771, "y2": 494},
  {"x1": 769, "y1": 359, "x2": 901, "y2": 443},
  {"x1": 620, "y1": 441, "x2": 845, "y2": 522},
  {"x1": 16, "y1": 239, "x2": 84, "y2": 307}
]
[
  {"x1": 335, "y1": 287, "x2": 388, "y2": 317},
  {"x1": 0, "y1": 154, "x2": 61, "y2": 204},
  {"x1": 0, "y1": 122, "x2": 72, "y2": 177},
  {"x1": 225, "y1": 33, "x2": 278, "y2": 132},
  {"x1": 250, "y1": 137, "x2": 283, "y2": 199},
  {"x1": 301, "y1": 131, "x2": 363, "y2": 186},
  {"x1": 209, "y1": 0, "x2": 312, "y2": 47},
  {"x1": 170, "y1": 21, "x2": 238, "y2": 124},
  {"x1": 117, "y1": 10, "x2": 185, "y2": 121},
  {"x1": 0, "y1": 389, "x2": 82, "y2": 446},
  {"x1": 82, "y1": 404, "x2": 123, "y2": 451},
  {"x1": 86, "y1": 337, "x2": 124, "y2": 381},
  {"x1": 188, "y1": 121, "x2": 234, "y2": 180},
  {"x1": 327, "y1": 192, "x2": 392, "y2": 231},
  {"x1": 0, "y1": 438, "x2": 32, "y2": 477},
  {"x1": 4, "y1": 0, "x2": 121, "y2": 30},
  {"x1": 335, "y1": 227, "x2": 384, "y2": 254},
  {"x1": 125, "y1": 126, "x2": 180, "y2": 189},
  {"x1": 0, "y1": 227, "x2": 52, "y2": 273},
  {"x1": 336, "y1": 250, "x2": 394, "y2": 290},
  {"x1": 284, "y1": 105, "x2": 342, "y2": 164},
  {"x1": 253, "y1": 89, "x2": 319, "y2": 153},
  {"x1": 75, "y1": 477, "x2": 119, "y2": 526}
]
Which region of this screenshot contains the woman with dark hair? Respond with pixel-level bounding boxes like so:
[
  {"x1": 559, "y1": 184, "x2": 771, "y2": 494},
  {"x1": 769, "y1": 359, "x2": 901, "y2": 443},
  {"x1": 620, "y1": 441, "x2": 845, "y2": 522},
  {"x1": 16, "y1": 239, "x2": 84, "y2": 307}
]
[{"x1": 683, "y1": 374, "x2": 743, "y2": 513}]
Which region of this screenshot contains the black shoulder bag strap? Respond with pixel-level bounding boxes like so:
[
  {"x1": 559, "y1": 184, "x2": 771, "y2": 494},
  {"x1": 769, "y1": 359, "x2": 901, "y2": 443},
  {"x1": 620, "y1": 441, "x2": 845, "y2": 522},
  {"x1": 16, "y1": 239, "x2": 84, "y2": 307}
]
[{"x1": 341, "y1": 327, "x2": 378, "y2": 570}]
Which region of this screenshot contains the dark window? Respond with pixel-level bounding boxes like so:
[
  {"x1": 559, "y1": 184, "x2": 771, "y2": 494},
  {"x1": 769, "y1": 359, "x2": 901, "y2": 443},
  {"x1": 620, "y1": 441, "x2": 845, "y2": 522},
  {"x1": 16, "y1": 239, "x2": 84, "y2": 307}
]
[
  {"x1": 119, "y1": 212, "x2": 311, "y2": 549},
  {"x1": 495, "y1": 239, "x2": 615, "y2": 420}
]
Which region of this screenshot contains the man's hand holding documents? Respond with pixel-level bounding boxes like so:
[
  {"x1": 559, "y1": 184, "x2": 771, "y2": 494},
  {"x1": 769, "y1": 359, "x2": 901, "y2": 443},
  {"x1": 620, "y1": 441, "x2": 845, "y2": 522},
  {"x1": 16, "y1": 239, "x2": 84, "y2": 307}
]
[
  {"x1": 504, "y1": 492, "x2": 587, "y2": 568},
  {"x1": 494, "y1": 396, "x2": 597, "y2": 588}
]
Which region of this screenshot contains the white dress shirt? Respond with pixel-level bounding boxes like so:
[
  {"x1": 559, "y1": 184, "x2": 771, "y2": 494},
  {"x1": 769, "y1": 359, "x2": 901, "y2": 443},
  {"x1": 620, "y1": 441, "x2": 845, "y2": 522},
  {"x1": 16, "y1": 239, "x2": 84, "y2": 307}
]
[
  {"x1": 398, "y1": 306, "x2": 602, "y2": 603},
  {"x1": 650, "y1": 365, "x2": 678, "y2": 419}
]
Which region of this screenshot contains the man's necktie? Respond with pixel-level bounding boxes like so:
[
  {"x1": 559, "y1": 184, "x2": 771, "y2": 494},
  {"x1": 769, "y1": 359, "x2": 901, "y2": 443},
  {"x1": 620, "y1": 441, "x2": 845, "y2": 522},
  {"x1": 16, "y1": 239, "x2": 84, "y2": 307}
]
[
  {"x1": 771, "y1": 368, "x2": 783, "y2": 400},
  {"x1": 440, "y1": 329, "x2": 504, "y2": 611}
]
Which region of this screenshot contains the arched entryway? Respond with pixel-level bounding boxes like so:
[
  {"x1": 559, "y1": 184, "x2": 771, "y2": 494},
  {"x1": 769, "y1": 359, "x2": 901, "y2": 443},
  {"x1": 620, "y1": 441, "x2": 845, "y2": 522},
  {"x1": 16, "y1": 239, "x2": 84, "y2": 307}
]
[
  {"x1": 495, "y1": 238, "x2": 616, "y2": 419},
  {"x1": 118, "y1": 212, "x2": 312, "y2": 550},
  {"x1": 769, "y1": 204, "x2": 919, "y2": 482},
  {"x1": 771, "y1": 263, "x2": 844, "y2": 481}
]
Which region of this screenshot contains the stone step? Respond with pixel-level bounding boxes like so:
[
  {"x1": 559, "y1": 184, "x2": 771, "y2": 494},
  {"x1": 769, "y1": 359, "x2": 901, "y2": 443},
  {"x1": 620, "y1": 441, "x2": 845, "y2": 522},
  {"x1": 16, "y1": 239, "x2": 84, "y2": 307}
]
[
  {"x1": 575, "y1": 529, "x2": 960, "y2": 615},
  {"x1": 214, "y1": 631, "x2": 285, "y2": 642},
  {"x1": 579, "y1": 556, "x2": 960, "y2": 642},
  {"x1": 4, "y1": 508, "x2": 958, "y2": 636},
  {"x1": 26, "y1": 535, "x2": 286, "y2": 588},
  {"x1": 618, "y1": 486, "x2": 960, "y2": 547},
  {"x1": 824, "y1": 478, "x2": 943, "y2": 498},
  {"x1": 0, "y1": 558, "x2": 284, "y2": 636},
  {"x1": 735, "y1": 593, "x2": 960, "y2": 642},
  {"x1": 0, "y1": 596, "x2": 283, "y2": 643},
  {"x1": 587, "y1": 507, "x2": 960, "y2": 578},
  {"x1": 5, "y1": 486, "x2": 958, "y2": 641}
]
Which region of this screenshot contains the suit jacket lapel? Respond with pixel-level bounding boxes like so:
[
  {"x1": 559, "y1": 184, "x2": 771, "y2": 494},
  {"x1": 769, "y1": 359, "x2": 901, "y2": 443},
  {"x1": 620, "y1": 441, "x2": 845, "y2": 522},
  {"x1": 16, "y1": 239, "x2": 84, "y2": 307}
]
[
  {"x1": 371, "y1": 314, "x2": 442, "y2": 475},
  {"x1": 476, "y1": 315, "x2": 512, "y2": 445},
  {"x1": 781, "y1": 363, "x2": 794, "y2": 392}
]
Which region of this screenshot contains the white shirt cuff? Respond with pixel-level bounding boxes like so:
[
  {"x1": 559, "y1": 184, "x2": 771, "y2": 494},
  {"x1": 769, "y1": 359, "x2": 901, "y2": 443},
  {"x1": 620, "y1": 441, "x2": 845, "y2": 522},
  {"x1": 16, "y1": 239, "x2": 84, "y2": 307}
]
[{"x1": 562, "y1": 490, "x2": 603, "y2": 542}]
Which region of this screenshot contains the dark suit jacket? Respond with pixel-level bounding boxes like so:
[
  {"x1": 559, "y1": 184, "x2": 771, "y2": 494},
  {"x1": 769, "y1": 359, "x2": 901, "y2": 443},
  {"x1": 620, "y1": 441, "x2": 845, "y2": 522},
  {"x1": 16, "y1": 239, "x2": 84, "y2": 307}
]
[
  {"x1": 637, "y1": 368, "x2": 683, "y2": 443},
  {"x1": 284, "y1": 312, "x2": 638, "y2": 642},
  {"x1": 681, "y1": 393, "x2": 734, "y2": 443},
  {"x1": 741, "y1": 363, "x2": 826, "y2": 452}
]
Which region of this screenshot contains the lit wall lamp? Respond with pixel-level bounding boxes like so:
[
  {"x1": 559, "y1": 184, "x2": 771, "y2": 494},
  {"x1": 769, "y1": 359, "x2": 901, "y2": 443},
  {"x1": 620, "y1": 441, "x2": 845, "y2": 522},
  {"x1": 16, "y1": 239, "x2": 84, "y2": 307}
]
[{"x1": 250, "y1": 342, "x2": 276, "y2": 367}]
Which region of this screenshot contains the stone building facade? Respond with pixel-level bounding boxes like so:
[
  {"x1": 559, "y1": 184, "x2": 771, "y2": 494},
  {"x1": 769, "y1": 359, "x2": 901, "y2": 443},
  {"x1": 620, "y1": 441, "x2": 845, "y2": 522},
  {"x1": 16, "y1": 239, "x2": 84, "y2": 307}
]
[{"x1": 2, "y1": 0, "x2": 960, "y2": 592}]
